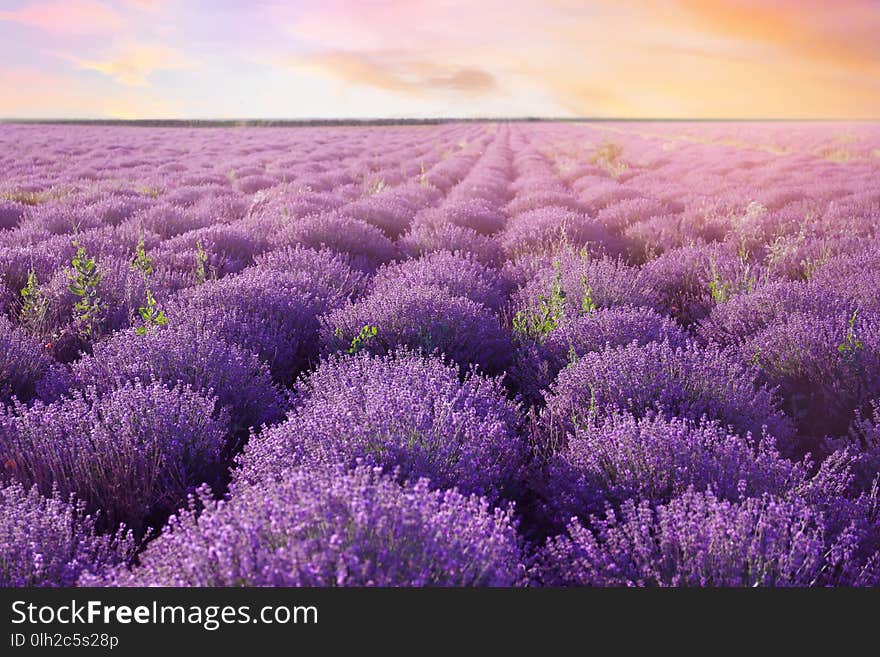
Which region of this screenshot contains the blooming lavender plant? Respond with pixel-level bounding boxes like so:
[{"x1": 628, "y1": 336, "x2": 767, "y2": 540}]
[
  {"x1": 397, "y1": 221, "x2": 504, "y2": 266},
  {"x1": 90, "y1": 465, "x2": 524, "y2": 587},
  {"x1": 271, "y1": 211, "x2": 398, "y2": 272},
  {"x1": 533, "y1": 488, "x2": 879, "y2": 587},
  {"x1": 532, "y1": 412, "x2": 806, "y2": 530},
  {"x1": 501, "y1": 206, "x2": 611, "y2": 258},
  {"x1": 543, "y1": 340, "x2": 794, "y2": 448},
  {"x1": 236, "y1": 351, "x2": 526, "y2": 500},
  {"x1": 370, "y1": 250, "x2": 511, "y2": 311},
  {"x1": 0, "y1": 199, "x2": 25, "y2": 231},
  {"x1": 0, "y1": 481, "x2": 134, "y2": 587},
  {"x1": 741, "y1": 308, "x2": 880, "y2": 440},
  {"x1": 0, "y1": 316, "x2": 53, "y2": 404},
  {"x1": 322, "y1": 284, "x2": 513, "y2": 374},
  {"x1": 253, "y1": 244, "x2": 367, "y2": 304},
  {"x1": 168, "y1": 267, "x2": 331, "y2": 382},
  {"x1": 509, "y1": 306, "x2": 689, "y2": 403},
  {"x1": 1, "y1": 380, "x2": 229, "y2": 531},
  {"x1": 37, "y1": 324, "x2": 285, "y2": 433}
]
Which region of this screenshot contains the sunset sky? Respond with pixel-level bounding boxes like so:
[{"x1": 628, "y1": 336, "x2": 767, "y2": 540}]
[{"x1": 1, "y1": 0, "x2": 879, "y2": 119}]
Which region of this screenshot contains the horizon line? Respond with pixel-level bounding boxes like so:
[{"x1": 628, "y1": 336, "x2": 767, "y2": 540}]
[{"x1": 2, "y1": 117, "x2": 880, "y2": 127}]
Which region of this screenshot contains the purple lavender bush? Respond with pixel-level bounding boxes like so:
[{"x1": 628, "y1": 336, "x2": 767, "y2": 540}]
[
  {"x1": 90, "y1": 465, "x2": 524, "y2": 587},
  {"x1": 840, "y1": 402, "x2": 880, "y2": 490},
  {"x1": 37, "y1": 324, "x2": 285, "y2": 434},
  {"x1": 511, "y1": 250, "x2": 658, "y2": 324},
  {"x1": 811, "y1": 248, "x2": 880, "y2": 313},
  {"x1": 533, "y1": 488, "x2": 880, "y2": 587},
  {"x1": 509, "y1": 306, "x2": 688, "y2": 403},
  {"x1": 272, "y1": 211, "x2": 397, "y2": 272},
  {"x1": 45, "y1": 254, "x2": 150, "y2": 336},
  {"x1": 501, "y1": 206, "x2": 611, "y2": 258},
  {"x1": 370, "y1": 250, "x2": 510, "y2": 311},
  {"x1": 532, "y1": 412, "x2": 805, "y2": 530},
  {"x1": 397, "y1": 221, "x2": 504, "y2": 266},
  {"x1": 321, "y1": 284, "x2": 513, "y2": 374},
  {"x1": 253, "y1": 245, "x2": 367, "y2": 305},
  {"x1": 0, "y1": 316, "x2": 53, "y2": 404},
  {"x1": 740, "y1": 309, "x2": 880, "y2": 440},
  {"x1": 415, "y1": 199, "x2": 507, "y2": 235},
  {"x1": 0, "y1": 199, "x2": 25, "y2": 231},
  {"x1": 132, "y1": 201, "x2": 219, "y2": 239},
  {"x1": 0, "y1": 380, "x2": 229, "y2": 531},
  {"x1": 154, "y1": 225, "x2": 267, "y2": 279},
  {"x1": 343, "y1": 193, "x2": 418, "y2": 238},
  {"x1": 697, "y1": 280, "x2": 851, "y2": 347},
  {"x1": 236, "y1": 351, "x2": 526, "y2": 500},
  {"x1": 168, "y1": 267, "x2": 329, "y2": 382},
  {"x1": 0, "y1": 481, "x2": 134, "y2": 587},
  {"x1": 543, "y1": 340, "x2": 794, "y2": 448},
  {"x1": 639, "y1": 242, "x2": 754, "y2": 325}
]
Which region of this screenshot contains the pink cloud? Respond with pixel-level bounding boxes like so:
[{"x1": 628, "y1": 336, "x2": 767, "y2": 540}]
[
  {"x1": 66, "y1": 42, "x2": 189, "y2": 86},
  {"x1": 290, "y1": 51, "x2": 497, "y2": 96},
  {"x1": 0, "y1": 65, "x2": 177, "y2": 118},
  {"x1": 0, "y1": 0, "x2": 124, "y2": 34}
]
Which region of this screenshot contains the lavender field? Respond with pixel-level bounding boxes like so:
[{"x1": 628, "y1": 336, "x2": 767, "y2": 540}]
[{"x1": 1, "y1": 121, "x2": 879, "y2": 587}]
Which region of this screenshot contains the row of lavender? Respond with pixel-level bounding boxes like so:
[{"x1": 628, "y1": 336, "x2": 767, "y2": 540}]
[{"x1": 1, "y1": 122, "x2": 879, "y2": 586}]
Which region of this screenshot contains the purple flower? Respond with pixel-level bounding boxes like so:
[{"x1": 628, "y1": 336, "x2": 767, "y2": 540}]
[
  {"x1": 370, "y1": 250, "x2": 511, "y2": 311},
  {"x1": 501, "y1": 206, "x2": 611, "y2": 258},
  {"x1": 91, "y1": 465, "x2": 524, "y2": 587},
  {"x1": 169, "y1": 267, "x2": 333, "y2": 382},
  {"x1": 1, "y1": 380, "x2": 229, "y2": 531},
  {"x1": 37, "y1": 324, "x2": 285, "y2": 433},
  {"x1": 322, "y1": 284, "x2": 513, "y2": 374},
  {"x1": 533, "y1": 412, "x2": 807, "y2": 530},
  {"x1": 0, "y1": 316, "x2": 53, "y2": 404},
  {"x1": 510, "y1": 306, "x2": 688, "y2": 403},
  {"x1": 534, "y1": 488, "x2": 879, "y2": 587},
  {"x1": 0, "y1": 481, "x2": 134, "y2": 587},
  {"x1": 397, "y1": 221, "x2": 503, "y2": 266},
  {"x1": 543, "y1": 340, "x2": 794, "y2": 449},
  {"x1": 271, "y1": 211, "x2": 397, "y2": 272},
  {"x1": 236, "y1": 350, "x2": 526, "y2": 500}
]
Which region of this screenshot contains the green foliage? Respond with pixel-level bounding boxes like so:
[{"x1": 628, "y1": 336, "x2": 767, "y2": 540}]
[
  {"x1": 138, "y1": 185, "x2": 162, "y2": 199},
  {"x1": 367, "y1": 178, "x2": 387, "y2": 195},
  {"x1": 131, "y1": 233, "x2": 153, "y2": 277},
  {"x1": 194, "y1": 241, "x2": 209, "y2": 285},
  {"x1": 337, "y1": 325, "x2": 378, "y2": 355},
  {"x1": 708, "y1": 258, "x2": 755, "y2": 304},
  {"x1": 513, "y1": 271, "x2": 567, "y2": 342},
  {"x1": 589, "y1": 140, "x2": 627, "y2": 177},
  {"x1": 750, "y1": 348, "x2": 763, "y2": 367},
  {"x1": 709, "y1": 277, "x2": 733, "y2": 304},
  {"x1": 18, "y1": 268, "x2": 49, "y2": 334},
  {"x1": 513, "y1": 259, "x2": 599, "y2": 342},
  {"x1": 838, "y1": 309, "x2": 864, "y2": 356},
  {"x1": 135, "y1": 289, "x2": 168, "y2": 336},
  {"x1": 580, "y1": 275, "x2": 597, "y2": 314},
  {"x1": 68, "y1": 241, "x2": 104, "y2": 338},
  {"x1": 131, "y1": 233, "x2": 168, "y2": 336}
]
